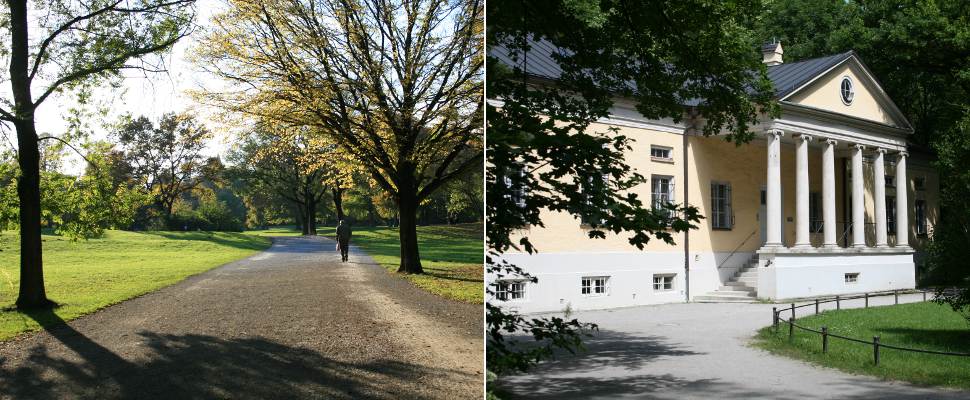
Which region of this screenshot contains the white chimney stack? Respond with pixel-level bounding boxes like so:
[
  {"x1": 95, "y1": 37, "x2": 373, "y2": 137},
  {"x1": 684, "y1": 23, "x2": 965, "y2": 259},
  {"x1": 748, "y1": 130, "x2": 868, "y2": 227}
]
[{"x1": 762, "y1": 42, "x2": 784, "y2": 66}]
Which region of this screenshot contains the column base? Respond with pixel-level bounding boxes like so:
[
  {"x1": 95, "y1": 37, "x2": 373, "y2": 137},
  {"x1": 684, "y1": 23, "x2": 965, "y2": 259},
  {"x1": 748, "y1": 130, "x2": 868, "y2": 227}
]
[
  {"x1": 792, "y1": 243, "x2": 812, "y2": 249},
  {"x1": 822, "y1": 244, "x2": 839, "y2": 249}
]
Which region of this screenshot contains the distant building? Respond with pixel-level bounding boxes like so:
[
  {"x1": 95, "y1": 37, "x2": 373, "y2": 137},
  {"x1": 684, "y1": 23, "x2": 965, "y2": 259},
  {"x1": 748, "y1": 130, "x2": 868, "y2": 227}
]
[{"x1": 491, "y1": 42, "x2": 937, "y2": 313}]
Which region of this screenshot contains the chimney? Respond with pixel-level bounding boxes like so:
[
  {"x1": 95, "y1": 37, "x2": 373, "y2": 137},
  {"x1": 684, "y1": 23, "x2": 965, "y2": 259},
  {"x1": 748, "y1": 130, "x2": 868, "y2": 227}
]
[{"x1": 762, "y1": 41, "x2": 784, "y2": 66}]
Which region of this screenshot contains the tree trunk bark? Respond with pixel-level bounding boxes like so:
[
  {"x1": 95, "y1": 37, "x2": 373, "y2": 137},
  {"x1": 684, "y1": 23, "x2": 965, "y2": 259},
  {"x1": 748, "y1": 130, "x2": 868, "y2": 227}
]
[
  {"x1": 296, "y1": 203, "x2": 308, "y2": 235},
  {"x1": 332, "y1": 188, "x2": 345, "y2": 221},
  {"x1": 9, "y1": 0, "x2": 52, "y2": 309},
  {"x1": 396, "y1": 176, "x2": 423, "y2": 274},
  {"x1": 306, "y1": 198, "x2": 317, "y2": 236}
]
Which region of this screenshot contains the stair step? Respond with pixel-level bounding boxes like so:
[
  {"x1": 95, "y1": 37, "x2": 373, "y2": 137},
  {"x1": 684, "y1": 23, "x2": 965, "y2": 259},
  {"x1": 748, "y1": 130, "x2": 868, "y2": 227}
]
[
  {"x1": 694, "y1": 295, "x2": 757, "y2": 303},
  {"x1": 736, "y1": 276, "x2": 759, "y2": 284},
  {"x1": 737, "y1": 270, "x2": 759, "y2": 278},
  {"x1": 719, "y1": 285, "x2": 756, "y2": 292},
  {"x1": 710, "y1": 290, "x2": 754, "y2": 296}
]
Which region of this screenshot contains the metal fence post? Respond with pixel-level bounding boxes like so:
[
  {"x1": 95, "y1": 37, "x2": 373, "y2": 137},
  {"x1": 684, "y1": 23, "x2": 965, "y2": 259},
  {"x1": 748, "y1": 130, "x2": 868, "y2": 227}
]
[
  {"x1": 821, "y1": 326, "x2": 828, "y2": 353},
  {"x1": 894, "y1": 289, "x2": 899, "y2": 305},
  {"x1": 789, "y1": 317, "x2": 794, "y2": 341},
  {"x1": 836, "y1": 295, "x2": 840, "y2": 310},
  {"x1": 773, "y1": 307, "x2": 778, "y2": 332},
  {"x1": 923, "y1": 290, "x2": 927, "y2": 302},
  {"x1": 815, "y1": 298, "x2": 819, "y2": 315},
  {"x1": 865, "y1": 292, "x2": 869, "y2": 308},
  {"x1": 791, "y1": 302, "x2": 796, "y2": 321},
  {"x1": 873, "y1": 336, "x2": 881, "y2": 366}
]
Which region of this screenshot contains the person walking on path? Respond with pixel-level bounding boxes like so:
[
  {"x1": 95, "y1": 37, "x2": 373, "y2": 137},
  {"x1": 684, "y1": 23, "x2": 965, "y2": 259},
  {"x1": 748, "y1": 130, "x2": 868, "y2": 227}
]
[{"x1": 336, "y1": 220, "x2": 352, "y2": 262}]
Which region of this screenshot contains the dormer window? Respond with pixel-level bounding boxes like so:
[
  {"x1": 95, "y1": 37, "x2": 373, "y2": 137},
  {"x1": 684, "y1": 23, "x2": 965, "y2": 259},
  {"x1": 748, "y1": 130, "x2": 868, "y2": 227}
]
[{"x1": 840, "y1": 76, "x2": 854, "y2": 105}]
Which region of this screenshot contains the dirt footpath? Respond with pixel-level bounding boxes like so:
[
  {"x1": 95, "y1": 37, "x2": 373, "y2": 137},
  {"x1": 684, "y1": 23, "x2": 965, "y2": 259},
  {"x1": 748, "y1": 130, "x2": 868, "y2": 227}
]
[{"x1": 0, "y1": 236, "x2": 483, "y2": 400}]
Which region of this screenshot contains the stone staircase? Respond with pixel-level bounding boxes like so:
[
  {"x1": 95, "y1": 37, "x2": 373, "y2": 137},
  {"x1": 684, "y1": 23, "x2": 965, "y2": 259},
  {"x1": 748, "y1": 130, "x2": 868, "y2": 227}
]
[{"x1": 694, "y1": 254, "x2": 759, "y2": 303}]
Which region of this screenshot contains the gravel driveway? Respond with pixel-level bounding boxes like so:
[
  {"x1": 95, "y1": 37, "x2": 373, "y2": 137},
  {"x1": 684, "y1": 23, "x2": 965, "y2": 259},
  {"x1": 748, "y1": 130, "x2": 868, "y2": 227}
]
[
  {"x1": 498, "y1": 293, "x2": 968, "y2": 399},
  {"x1": 0, "y1": 236, "x2": 483, "y2": 399}
]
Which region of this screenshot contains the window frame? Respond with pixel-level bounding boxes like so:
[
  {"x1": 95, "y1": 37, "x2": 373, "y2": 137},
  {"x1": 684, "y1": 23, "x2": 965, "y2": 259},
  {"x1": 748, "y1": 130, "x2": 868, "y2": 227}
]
[
  {"x1": 650, "y1": 145, "x2": 674, "y2": 163},
  {"x1": 840, "y1": 76, "x2": 854, "y2": 105},
  {"x1": 886, "y1": 196, "x2": 896, "y2": 235},
  {"x1": 652, "y1": 273, "x2": 676, "y2": 292},
  {"x1": 710, "y1": 181, "x2": 733, "y2": 230},
  {"x1": 845, "y1": 272, "x2": 860, "y2": 284},
  {"x1": 809, "y1": 191, "x2": 823, "y2": 233},
  {"x1": 495, "y1": 279, "x2": 527, "y2": 302},
  {"x1": 581, "y1": 276, "x2": 610, "y2": 297},
  {"x1": 652, "y1": 175, "x2": 676, "y2": 219},
  {"x1": 915, "y1": 199, "x2": 928, "y2": 236}
]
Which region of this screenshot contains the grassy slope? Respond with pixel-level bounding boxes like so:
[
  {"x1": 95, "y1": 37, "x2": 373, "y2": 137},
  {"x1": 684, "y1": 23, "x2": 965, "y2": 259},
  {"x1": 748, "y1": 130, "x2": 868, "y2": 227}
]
[
  {"x1": 316, "y1": 223, "x2": 483, "y2": 304},
  {"x1": 0, "y1": 230, "x2": 271, "y2": 341},
  {"x1": 754, "y1": 301, "x2": 970, "y2": 389}
]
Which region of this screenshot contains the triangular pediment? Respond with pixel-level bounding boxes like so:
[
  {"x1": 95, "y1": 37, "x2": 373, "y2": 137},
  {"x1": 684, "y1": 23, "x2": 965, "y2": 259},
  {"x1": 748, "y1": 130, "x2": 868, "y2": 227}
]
[{"x1": 781, "y1": 55, "x2": 911, "y2": 130}]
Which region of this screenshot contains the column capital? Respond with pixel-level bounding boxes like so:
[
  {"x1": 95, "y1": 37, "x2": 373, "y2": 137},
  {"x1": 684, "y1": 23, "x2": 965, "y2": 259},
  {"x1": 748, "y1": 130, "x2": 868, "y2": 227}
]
[
  {"x1": 897, "y1": 150, "x2": 909, "y2": 158},
  {"x1": 852, "y1": 143, "x2": 866, "y2": 151},
  {"x1": 793, "y1": 133, "x2": 814, "y2": 142},
  {"x1": 818, "y1": 137, "x2": 838, "y2": 146},
  {"x1": 765, "y1": 129, "x2": 784, "y2": 138},
  {"x1": 874, "y1": 147, "x2": 888, "y2": 154}
]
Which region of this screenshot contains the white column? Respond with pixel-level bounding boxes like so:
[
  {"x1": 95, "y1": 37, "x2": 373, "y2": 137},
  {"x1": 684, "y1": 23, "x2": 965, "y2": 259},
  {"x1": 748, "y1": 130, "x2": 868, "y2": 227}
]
[
  {"x1": 874, "y1": 149, "x2": 888, "y2": 247},
  {"x1": 765, "y1": 129, "x2": 784, "y2": 248},
  {"x1": 821, "y1": 138, "x2": 838, "y2": 248},
  {"x1": 794, "y1": 134, "x2": 812, "y2": 248},
  {"x1": 851, "y1": 144, "x2": 866, "y2": 248},
  {"x1": 896, "y1": 151, "x2": 909, "y2": 248}
]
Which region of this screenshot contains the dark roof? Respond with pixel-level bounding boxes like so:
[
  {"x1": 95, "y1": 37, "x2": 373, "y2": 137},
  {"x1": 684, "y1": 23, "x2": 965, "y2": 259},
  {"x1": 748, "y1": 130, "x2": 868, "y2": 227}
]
[
  {"x1": 489, "y1": 40, "x2": 856, "y2": 100},
  {"x1": 767, "y1": 51, "x2": 854, "y2": 98}
]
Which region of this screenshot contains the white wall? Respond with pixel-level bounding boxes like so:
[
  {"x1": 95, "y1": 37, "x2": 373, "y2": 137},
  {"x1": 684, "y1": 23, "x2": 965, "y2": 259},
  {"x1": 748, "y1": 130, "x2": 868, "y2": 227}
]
[
  {"x1": 490, "y1": 251, "x2": 753, "y2": 314},
  {"x1": 756, "y1": 251, "x2": 915, "y2": 300}
]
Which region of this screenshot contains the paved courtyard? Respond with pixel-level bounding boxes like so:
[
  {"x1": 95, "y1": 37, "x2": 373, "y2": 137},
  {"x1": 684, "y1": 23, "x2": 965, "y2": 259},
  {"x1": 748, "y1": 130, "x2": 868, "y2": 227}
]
[{"x1": 499, "y1": 293, "x2": 968, "y2": 399}]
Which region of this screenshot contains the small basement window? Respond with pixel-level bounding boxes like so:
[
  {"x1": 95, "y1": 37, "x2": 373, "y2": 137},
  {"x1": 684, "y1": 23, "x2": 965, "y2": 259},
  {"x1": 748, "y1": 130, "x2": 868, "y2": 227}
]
[
  {"x1": 581, "y1": 276, "x2": 609, "y2": 296},
  {"x1": 653, "y1": 274, "x2": 675, "y2": 291},
  {"x1": 650, "y1": 146, "x2": 673, "y2": 162},
  {"x1": 495, "y1": 280, "x2": 526, "y2": 301},
  {"x1": 845, "y1": 273, "x2": 859, "y2": 284}
]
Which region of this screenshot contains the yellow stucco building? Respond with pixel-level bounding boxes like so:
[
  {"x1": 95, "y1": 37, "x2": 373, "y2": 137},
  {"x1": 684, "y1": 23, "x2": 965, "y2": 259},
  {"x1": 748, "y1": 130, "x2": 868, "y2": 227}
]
[{"x1": 493, "y1": 42, "x2": 938, "y2": 313}]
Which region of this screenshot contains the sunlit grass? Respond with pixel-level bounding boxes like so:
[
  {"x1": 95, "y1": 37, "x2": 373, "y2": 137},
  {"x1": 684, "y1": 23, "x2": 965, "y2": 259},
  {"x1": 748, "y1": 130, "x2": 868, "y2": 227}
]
[
  {"x1": 0, "y1": 230, "x2": 271, "y2": 341},
  {"x1": 319, "y1": 223, "x2": 483, "y2": 303},
  {"x1": 754, "y1": 301, "x2": 970, "y2": 389}
]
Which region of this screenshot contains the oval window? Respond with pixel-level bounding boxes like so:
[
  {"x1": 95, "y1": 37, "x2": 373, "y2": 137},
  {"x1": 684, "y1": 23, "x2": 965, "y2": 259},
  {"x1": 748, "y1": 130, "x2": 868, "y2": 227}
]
[{"x1": 840, "y1": 76, "x2": 854, "y2": 105}]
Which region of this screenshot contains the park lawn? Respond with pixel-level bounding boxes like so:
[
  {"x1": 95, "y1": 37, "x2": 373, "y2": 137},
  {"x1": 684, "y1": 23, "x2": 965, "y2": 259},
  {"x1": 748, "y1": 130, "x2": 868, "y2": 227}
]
[
  {"x1": 244, "y1": 226, "x2": 304, "y2": 237},
  {"x1": 319, "y1": 223, "x2": 483, "y2": 304},
  {"x1": 754, "y1": 301, "x2": 970, "y2": 389},
  {"x1": 0, "y1": 230, "x2": 271, "y2": 341}
]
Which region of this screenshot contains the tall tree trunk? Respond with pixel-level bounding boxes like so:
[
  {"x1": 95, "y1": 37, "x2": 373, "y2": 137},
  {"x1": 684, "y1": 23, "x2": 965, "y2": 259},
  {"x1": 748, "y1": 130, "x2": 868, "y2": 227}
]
[
  {"x1": 332, "y1": 187, "x2": 345, "y2": 221},
  {"x1": 396, "y1": 174, "x2": 423, "y2": 274},
  {"x1": 296, "y1": 203, "x2": 308, "y2": 235},
  {"x1": 9, "y1": 0, "x2": 52, "y2": 309},
  {"x1": 306, "y1": 197, "x2": 318, "y2": 236}
]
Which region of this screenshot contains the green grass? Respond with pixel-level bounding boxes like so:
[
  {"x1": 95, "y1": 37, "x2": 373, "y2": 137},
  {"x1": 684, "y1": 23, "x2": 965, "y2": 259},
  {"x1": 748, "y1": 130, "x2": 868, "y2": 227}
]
[
  {"x1": 318, "y1": 223, "x2": 483, "y2": 304},
  {"x1": 0, "y1": 230, "x2": 271, "y2": 341},
  {"x1": 754, "y1": 301, "x2": 970, "y2": 389},
  {"x1": 243, "y1": 226, "x2": 304, "y2": 237}
]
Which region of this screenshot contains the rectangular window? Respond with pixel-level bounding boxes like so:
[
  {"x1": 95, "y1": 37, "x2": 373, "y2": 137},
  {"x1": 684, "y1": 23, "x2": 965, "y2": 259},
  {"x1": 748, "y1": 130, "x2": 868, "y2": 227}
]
[
  {"x1": 710, "y1": 182, "x2": 732, "y2": 229},
  {"x1": 652, "y1": 175, "x2": 675, "y2": 218},
  {"x1": 653, "y1": 274, "x2": 675, "y2": 291},
  {"x1": 887, "y1": 196, "x2": 896, "y2": 235},
  {"x1": 845, "y1": 273, "x2": 859, "y2": 284},
  {"x1": 915, "y1": 176, "x2": 926, "y2": 191},
  {"x1": 809, "y1": 192, "x2": 823, "y2": 233},
  {"x1": 650, "y1": 146, "x2": 673, "y2": 162},
  {"x1": 581, "y1": 276, "x2": 609, "y2": 296},
  {"x1": 580, "y1": 173, "x2": 610, "y2": 225},
  {"x1": 885, "y1": 175, "x2": 895, "y2": 188},
  {"x1": 496, "y1": 280, "x2": 526, "y2": 301},
  {"x1": 916, "y1": 200, "x2": 927, "y2": 235},
  {"x1": 502, "y1": 165, "x2": 528, "y2": 208}
]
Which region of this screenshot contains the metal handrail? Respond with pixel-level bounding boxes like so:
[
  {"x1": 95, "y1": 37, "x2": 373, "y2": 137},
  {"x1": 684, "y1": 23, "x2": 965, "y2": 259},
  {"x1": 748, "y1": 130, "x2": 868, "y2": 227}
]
[
  {"x1": 717, "y1": 229, "x2": 757, "y2": 269},
  {"x1": 770, "y1": 289, "x2": 970, "y2": 365}
]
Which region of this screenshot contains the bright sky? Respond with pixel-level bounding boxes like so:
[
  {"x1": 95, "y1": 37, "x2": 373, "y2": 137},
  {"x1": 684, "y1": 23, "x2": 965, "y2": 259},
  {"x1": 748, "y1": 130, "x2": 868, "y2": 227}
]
[{"x1": 30, "y1": 1, "x2": 229, "y2": 174}]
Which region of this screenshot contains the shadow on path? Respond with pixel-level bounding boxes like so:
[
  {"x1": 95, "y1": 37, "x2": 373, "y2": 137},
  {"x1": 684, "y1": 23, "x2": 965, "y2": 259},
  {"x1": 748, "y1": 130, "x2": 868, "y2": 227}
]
[{"x1": 0, "y1": 311, "x2": 444, "y2": 399}]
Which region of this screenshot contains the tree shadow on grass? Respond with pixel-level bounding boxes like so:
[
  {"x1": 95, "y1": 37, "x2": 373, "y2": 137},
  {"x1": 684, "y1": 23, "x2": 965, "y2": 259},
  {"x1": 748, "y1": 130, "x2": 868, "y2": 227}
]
[
  {"x1": 0, "y1": 310, "x2": 454, "y2": 399},
  {"x1": 138, "y1": 231, "x2": 269, "y2": 252},
  {"x1": 878, "y1": 328, "x2": 970, "y2": 352}
]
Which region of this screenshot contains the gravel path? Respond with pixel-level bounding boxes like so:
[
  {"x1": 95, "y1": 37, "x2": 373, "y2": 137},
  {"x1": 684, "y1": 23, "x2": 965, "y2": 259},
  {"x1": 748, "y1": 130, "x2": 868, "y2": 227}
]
[
  {"x1": 0, "y1": 236, "x2": 483, "y2": 399},
  {"x1": 499, "y1": 293, "x2": 969, "y2": 399}
]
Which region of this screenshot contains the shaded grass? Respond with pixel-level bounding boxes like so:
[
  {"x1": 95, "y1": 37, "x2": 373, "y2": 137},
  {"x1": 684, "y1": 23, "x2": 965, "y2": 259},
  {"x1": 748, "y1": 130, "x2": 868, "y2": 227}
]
[
  {"x1": 319, "y1": 223, "x2": 483, "y2": 304},
  {"x1": 0, "y1": 230, "x2": 271, "y2": 341},
  {"x1": 754, "y1": 301, "x2": 970, "y2": 389}
]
